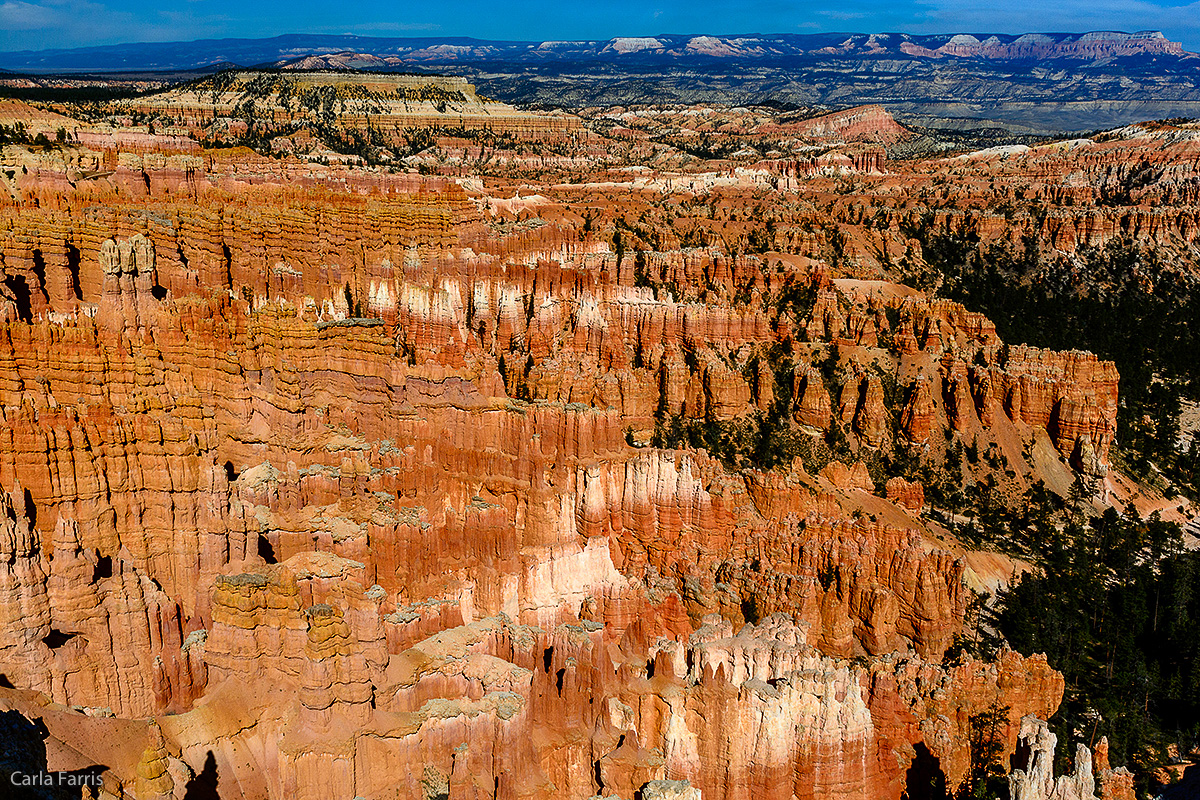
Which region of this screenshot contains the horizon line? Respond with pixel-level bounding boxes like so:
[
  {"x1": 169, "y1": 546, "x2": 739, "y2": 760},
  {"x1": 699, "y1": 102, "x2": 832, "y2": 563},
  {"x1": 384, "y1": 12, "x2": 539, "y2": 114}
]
[{"x1": 0, "y1": 27, "x2": 1181, "y2": 58}]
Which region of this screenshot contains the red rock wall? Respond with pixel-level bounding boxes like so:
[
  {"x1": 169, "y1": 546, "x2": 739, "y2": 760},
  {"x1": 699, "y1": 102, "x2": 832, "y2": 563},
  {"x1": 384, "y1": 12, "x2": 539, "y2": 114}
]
[{"x1": 0, "y1": 145, "x2": 1116, "y2": 800}]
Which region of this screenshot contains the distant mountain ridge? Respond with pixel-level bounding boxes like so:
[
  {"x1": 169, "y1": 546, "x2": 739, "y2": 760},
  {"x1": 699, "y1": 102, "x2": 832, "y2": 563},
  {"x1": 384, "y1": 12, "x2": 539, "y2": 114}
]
[
  {"x1": 4, "y1": 31, "x2": 1200, "y2": 133},
  {"x1": 0, "y1": 30, "x2": 1194, "y2": 73}
]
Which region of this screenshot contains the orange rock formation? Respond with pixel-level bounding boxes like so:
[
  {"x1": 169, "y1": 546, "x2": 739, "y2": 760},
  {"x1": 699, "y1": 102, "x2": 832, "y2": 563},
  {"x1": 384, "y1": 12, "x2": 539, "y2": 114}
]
[{"x1": 0, "y1": 99, "x2": 1146, "y2": 800}]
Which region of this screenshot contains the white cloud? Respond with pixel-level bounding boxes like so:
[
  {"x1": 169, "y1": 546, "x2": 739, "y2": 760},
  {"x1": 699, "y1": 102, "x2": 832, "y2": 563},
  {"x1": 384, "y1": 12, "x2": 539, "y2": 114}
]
[
  {"x1": 817, "y1": 9, "x2": 868, "y2": 20},
  {"x1": 329, "y1": 21, "x2": 442, "y2": 33},
  {"x1": 0, "y1": 0, "x2": 242, "y2": 51},
  {"x1": 0, "y1": 1, "x2": 65, "y2": 31}
]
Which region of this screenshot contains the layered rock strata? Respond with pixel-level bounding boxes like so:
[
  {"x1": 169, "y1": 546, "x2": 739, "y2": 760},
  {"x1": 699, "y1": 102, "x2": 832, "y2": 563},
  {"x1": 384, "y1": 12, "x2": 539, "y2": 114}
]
[{"x1": 0, "y1": 117, "x2": 1143, "y2": 800}]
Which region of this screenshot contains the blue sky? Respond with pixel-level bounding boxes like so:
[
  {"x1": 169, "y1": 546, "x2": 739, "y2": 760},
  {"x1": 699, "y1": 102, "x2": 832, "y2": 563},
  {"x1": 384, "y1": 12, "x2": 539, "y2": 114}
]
[{"x1": 3, "y1": 0, "x2": 1200, "y2": 53}]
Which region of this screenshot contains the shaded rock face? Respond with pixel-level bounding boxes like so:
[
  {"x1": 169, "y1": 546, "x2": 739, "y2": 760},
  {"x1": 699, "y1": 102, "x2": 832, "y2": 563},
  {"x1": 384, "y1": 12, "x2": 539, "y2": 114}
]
[{"x1": 0, "y1": 124, "x2": 1136, "y2": 800}]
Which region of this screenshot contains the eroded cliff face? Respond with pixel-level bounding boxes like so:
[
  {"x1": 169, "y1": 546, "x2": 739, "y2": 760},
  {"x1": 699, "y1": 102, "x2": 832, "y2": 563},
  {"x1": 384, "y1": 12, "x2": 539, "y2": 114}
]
[{"x1": 0, "y1": 112, "x2": 1132, "y2": 800}]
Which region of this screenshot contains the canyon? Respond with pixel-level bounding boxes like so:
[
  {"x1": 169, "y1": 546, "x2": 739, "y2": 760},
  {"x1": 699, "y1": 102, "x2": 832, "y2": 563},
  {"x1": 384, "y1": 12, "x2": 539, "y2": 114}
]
[{"x1": 0, "y1": 67, "x2": 1194, "y2": 800}]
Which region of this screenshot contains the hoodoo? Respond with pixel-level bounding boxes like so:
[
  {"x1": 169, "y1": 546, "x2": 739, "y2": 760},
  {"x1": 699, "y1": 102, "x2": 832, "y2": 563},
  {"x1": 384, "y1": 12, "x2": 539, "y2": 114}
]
[{"x1": 0, "y1": 29, "x2": 1197, "y2": 800}]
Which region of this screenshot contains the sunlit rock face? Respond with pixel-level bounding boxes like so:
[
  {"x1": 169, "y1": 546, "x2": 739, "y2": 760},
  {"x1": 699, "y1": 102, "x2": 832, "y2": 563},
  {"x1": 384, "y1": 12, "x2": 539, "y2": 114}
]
[{"x1": 0, "y1": 95, "x2": 1157, "y2": 800}]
